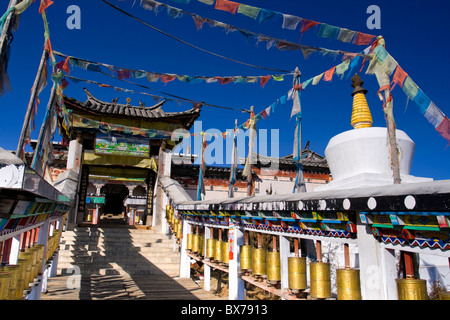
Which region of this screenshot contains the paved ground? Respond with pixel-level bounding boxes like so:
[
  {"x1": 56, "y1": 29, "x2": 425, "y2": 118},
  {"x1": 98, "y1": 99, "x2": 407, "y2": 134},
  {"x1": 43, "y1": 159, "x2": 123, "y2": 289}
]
[{"x1": 42, "y1": 273, "x2": 224, "y2": 300}]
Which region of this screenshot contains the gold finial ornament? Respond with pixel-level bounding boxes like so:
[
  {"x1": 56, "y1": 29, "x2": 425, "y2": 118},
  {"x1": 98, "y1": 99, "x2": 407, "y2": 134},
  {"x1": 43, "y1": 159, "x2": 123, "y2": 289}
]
[{"x1": 351, "y1": 74, "x2": 373, "y2": 129}]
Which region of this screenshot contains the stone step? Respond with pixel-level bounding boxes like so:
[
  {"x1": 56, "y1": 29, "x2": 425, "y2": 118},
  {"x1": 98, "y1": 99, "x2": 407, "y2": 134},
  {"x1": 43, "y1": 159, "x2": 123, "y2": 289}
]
[
  {"x1": 60, "y1": 243, "x2": 176, "y2": 251},
  {"x1": 58, "y1": 264, "x2": 180, "y2": 276},
  {"x1": 61, "y1": 232, "x2": 174, "y2": 240},
  {"x1": 58, "y1": 254, "x2": 181, "y2": 264},
  {"x1": 58, "y1": 249, "x2": 179, "y2": 257}
]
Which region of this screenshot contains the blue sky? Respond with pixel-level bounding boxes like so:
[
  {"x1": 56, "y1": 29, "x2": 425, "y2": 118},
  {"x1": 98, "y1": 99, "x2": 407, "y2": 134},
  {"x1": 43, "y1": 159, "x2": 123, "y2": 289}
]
[{"x1": 1, "y1": 0, "x2": 449, "y2": 180}]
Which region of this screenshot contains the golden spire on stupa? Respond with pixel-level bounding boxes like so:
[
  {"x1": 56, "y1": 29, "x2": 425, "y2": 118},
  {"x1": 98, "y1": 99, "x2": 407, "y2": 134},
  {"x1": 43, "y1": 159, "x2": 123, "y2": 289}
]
[{"x1": 350, "y1": 74, "x2": 373, "y2": 129}]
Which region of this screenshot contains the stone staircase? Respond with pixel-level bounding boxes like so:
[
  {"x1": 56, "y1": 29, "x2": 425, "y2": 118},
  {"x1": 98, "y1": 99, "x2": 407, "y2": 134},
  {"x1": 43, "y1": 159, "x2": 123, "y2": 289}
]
[
  {"x1": 42, "y1": 226, "x2": 224, "y2": 300},
  {"x1": 57, "y1": 227, "x2": 180, "y2": 277}
]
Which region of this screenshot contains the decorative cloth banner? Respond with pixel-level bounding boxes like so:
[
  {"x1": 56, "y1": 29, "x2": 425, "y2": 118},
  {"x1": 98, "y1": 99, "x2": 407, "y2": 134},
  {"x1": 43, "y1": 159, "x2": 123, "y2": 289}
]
[
  {"x1": 282, "y1": 14, "x2": 302, "y2": 30},
  {"x1": 189, "y1": 0, "x2": 376, "y2": 45},
  {"x1": 72, "y1": 114, "x2": 173, "y2": 139},
  {"x1": 237, "y1": 4, "x2": 260, "y2": 19},
  {"x1": 369, "y1": 44, "x2": 450, "y2": 145},
  {"x1": 140, "y1": 0, "x2": 372, "y2": 61},
  {"x1": 54, "y1": 50, "x2": 291, "y2": 88},
  {"x1": 214, "y1": 0, "x2": 239, "y2": 14}
]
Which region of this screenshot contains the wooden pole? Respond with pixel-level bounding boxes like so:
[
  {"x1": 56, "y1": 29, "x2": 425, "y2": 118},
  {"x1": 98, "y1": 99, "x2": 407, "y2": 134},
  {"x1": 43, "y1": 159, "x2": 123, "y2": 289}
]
[
  {"x1": 344, "y1": 243, "x2": 350, "y2": 269},
  {"x1": 383, "y1": 88, "x2": 401, "y2": 184},
  {"x1": 31, "y1": 83, "x2": 57, "y2": 171},
  {"x1": 403, "y1": 251, "x2": 415, "y2": 279},
  {"x1": 16, "y1": 48, "x2": 49, "y2": 159},
  {"x1": 316, "y1": 240, "x2": 322, "y2": 262},
  {"x1": 247, "y1": 106, "x2": 255, "y2": 197},
  {"x1": 294, "y1": 238, "x2": 299, "y2": 257},
  {"x1": 272, "y1": 235, "x2": 277, "y2": 252}
]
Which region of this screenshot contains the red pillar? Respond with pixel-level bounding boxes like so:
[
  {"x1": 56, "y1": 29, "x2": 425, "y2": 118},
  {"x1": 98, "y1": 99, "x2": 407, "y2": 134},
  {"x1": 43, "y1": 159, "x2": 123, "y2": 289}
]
[{"x1": 1, "y1": 238, "x2": 12, "y2": 264}]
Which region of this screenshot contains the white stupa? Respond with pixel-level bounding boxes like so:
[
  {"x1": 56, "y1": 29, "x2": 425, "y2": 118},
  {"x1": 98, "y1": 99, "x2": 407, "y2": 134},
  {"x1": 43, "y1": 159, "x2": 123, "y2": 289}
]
[{"x1": 316, "y1": 74, "x2": 432, "y2": 192}]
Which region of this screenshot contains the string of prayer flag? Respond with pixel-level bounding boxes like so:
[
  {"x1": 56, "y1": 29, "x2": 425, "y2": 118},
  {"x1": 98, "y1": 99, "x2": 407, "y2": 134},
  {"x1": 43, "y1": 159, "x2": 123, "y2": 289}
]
[
  {"x1": 54, "y1": 51, "x2": 292, "y2": 88},
  {"x1": 139, "y1": 0, "x2": 372, "y2": 61},
  {"x1": 184, "y1": 0, "x2": 377, "y2": 45}
]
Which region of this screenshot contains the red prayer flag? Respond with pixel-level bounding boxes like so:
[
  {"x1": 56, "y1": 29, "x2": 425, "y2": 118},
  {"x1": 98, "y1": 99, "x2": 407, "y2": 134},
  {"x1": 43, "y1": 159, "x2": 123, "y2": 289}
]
[
  {"x1": 260, "y1": 75, "x2": 270, "y2": 87},
  {"x1": 324, "y1": 66, "x2": 336, "y2": 82},
  {"x1": 39, "y1": 0, "x2": 54, "y2": 14},
  {"x1": 214, "y1": 0, "x2": 239, "y2": 14},
  {"x1": 217, "y1": 77, "x2": 233, "y2": 85},
  {"x1": 300, "y1": 19, "x2": 320, "y2": 34},
  {"x1": 160, "y1": 75, "x2": 176, "y2": 83},
  {"x1": 353, "y1": 32, "x2": 376, "y2": 45},
  {"x1": 391, "y1": 65, "x2": 408, "y2": 90},
  {"x1": 260, "y1": 110, "x2": 268, "y2": 119},
  {"x1": 62, "y1": 56, "x2": 70, "y2": 74},
  {"x1": 437, "y1": 117, "x2": 450, "y2": 145},
  {"x1": 44, "y1": 38, "x2": 52, "y2": 54}
]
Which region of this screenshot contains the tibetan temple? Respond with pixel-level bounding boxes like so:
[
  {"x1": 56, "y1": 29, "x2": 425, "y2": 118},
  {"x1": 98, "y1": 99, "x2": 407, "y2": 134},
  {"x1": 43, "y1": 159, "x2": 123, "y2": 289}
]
[{"x1": 0, "y1": 74, "x2": 450, "y2": 302}]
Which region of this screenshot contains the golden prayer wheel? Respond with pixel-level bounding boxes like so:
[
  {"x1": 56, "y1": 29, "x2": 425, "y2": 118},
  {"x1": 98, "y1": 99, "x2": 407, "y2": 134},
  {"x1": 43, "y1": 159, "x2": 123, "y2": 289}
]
[
  {"x1": 19, "y1": 251, "x2": 35, "y2": 285},
  {"x1": 310, "y1": 262, "x2": 332, "y2": 299},
  {"x1": 17, "y1": 258, "x2": 28, "y2": 295},
  {"x1": 0, "y1": 265, "x2": 21, "y2": 300},
  {"x1": 439, "y1": 292, "x2": 450, "y2": 300},
  {"x1": 396, "y1": 278, "x2": 428, "y2": 300},
  {"x1": 170, "y1": 208, "x2": 175, "y2": 225},
  {"x1": 336, "y1": 269, "x2": 361, "y2": 300},
  {"x1": 214, "y1": 240, "x2": 223, "y2": 263},
  {"x1": 266, "y1": 251, "x2": 281, "y2": 284},
  {"x1": 166, "y1": 205, "x2": 171, "y2": 218},
  {"x1": 239, "y1": 245, "x2": 253, "y2": 272},
  {"x1": 222, "y1": 241, "x2": 229, "y2": 265},
  {"x1": 176, "y1": 220, "x2": 182, "y2": 240},
  {"x1": 206, "y1": 239, "x2": 216, "y2": 260},
  {"x1": 28, "y1": 247, "x2": 40, "y2": 280},
  {"x1": 288, "y1": 257, "x2": 307, "y2": 292},
  {"x1": 186, "y1": 233, "x2": 194, "y2": 251},
  {"x1": 0, "y1": 272, "x2": 11, "y2": 300},
  {"x1": 34, "y1": 245, "x2": 45, "y2": 275},
  {"x1": 252, "y1": 248, "x2": 267, "y2": 277},
  {"x1": 192, "y1": 234, "x2": 200, "y2": 253}
]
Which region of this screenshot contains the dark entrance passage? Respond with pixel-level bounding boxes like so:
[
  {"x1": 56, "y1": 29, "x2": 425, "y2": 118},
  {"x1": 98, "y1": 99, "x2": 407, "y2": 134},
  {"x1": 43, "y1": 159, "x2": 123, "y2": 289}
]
[{"x1": 100, "y1": 184, "x2": 129, "y2": 225}]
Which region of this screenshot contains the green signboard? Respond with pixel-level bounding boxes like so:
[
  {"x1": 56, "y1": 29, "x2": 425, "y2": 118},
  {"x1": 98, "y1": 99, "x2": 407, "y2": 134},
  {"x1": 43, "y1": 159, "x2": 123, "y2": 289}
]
[{"x1": 95, "y1": 133, "x2": 150, "y2": 158}]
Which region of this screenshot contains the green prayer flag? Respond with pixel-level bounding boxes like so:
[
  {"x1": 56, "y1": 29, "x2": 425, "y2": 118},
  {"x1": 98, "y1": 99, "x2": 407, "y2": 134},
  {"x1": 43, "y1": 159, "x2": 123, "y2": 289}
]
[
  {"x1": 402, "y1": 77, "x2": 419, "y2": 100},
  {"x1": 237, "y1": 4, "x2": 261, "y2": 19},
  {"x1": 272, "y1": 75, "x2": 284, "y2": 81}
]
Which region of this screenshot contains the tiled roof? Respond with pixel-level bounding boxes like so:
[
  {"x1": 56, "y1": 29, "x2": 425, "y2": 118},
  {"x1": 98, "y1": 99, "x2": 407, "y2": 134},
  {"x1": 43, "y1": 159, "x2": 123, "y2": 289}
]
[{"x1": 63, "y1": 88, "x2": 202, "y2": 128}]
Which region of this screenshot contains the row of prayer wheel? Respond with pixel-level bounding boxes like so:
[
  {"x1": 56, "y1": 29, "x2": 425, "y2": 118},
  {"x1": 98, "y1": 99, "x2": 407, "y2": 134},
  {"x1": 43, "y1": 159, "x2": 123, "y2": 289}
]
[
  {"x1": 0, "y1": 227, "x2": 62, "y2": 300},
  {"x1": 166, "y1": 205, "x2": 182, "y2": 242},
  {"x1": 186, "y1": 233, "x2": 231, "y2": 265},
  {"x1": 239, "y1": 243, "x2": 361, "y2": 299},
  {"x1": 0, "y1": 244, "x2": 45, "y2": 300}
]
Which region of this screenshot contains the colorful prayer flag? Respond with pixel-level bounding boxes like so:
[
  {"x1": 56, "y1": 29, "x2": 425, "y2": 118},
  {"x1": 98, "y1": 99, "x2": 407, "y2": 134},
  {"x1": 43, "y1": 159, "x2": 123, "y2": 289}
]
[
  {"x1": 353, "y1": 32, "x2": 376, "y2": 45},
  {"x1": 424, "y1": 101, "x2": 445, "y2": 129},
  {"x1": 402, "y1": 76, "x2": 419, "y2": 100},
  {"x1": 337, "y1": 28, "x2": 356, "y2": 43},
  {"x1": 215, "y1": 0, "x2": 240, "y2": 14},
  {"x1": 391, "y1": 65, "x2": 408, "y2": 90},
  {"x1": 436, "y1": 117, "x2": 450, "y2": 144},
  {"x1": 324, "y1": 66, "x2": 336, "y2": 82},
  {"x1": 39, "y1": 0, "x2": 54, "y2": 14},
  {"x1": 300, "y1": 19, "x2": 319, "y2": 34},
  {"x1": 282, "y1": 14, "x2": 301, "y2": 30},
  {"x1": 317, "y1": 24, "x2": 340, "y2": 39},
  {"x1": 258, "y1": 8, "x2": 277, "y2": 24},
  {"x1": 237, "y1": 4, "x2": 261, "y2": 19}
]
